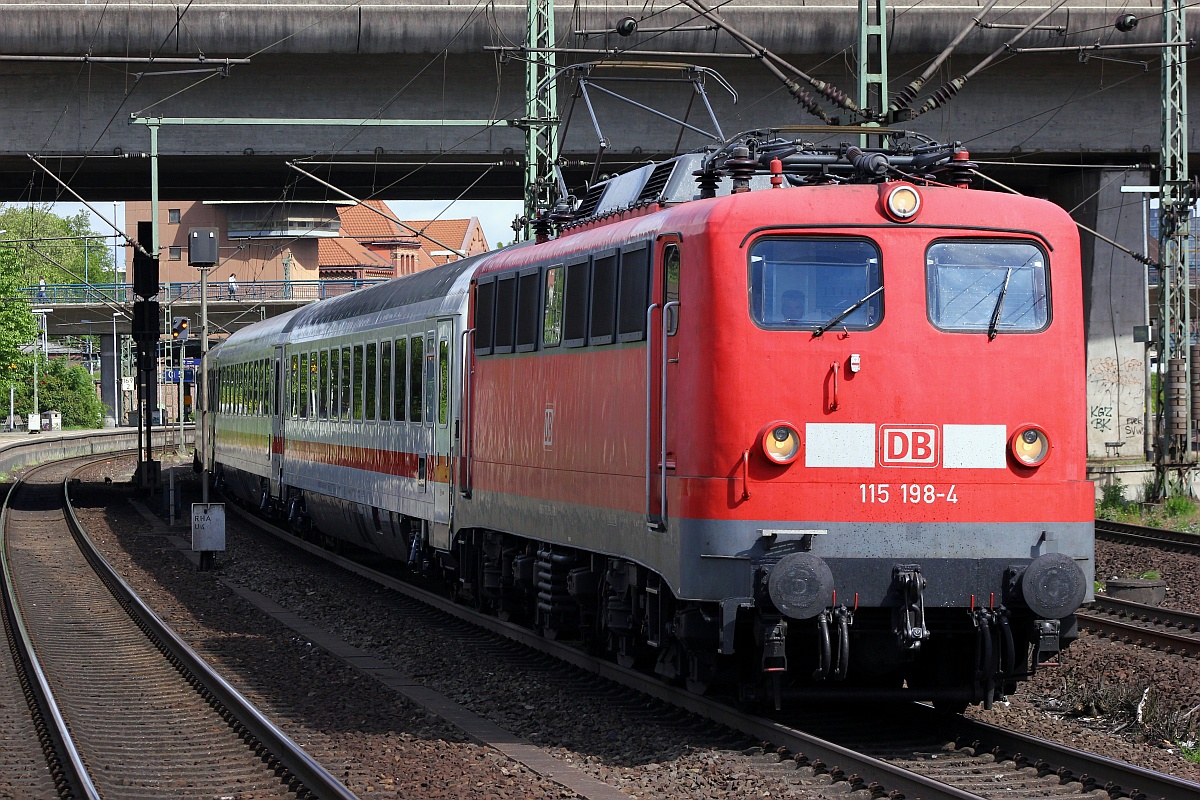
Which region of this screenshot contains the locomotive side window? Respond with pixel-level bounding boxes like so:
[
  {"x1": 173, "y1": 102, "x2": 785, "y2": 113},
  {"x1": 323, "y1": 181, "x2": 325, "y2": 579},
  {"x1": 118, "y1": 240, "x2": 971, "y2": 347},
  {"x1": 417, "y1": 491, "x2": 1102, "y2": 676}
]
[
  {"x1": 352, "y1": 344, "x2": 365, "y2": 421},
  {"x1": 563, "y1": 258, "x2": 589, "y2": 347},
  {"x1": 543, "y1": 265, "x2": 565, "y2": 347},
  {"x1": 366, "y1": 342, "x2": 378, "y2": 422},
  {"x1": 589, "y1": 252, "x2": 618, "y2": 346},
  {"x1": 748, "y1": 238, "x2": 883, "y2": 331},
  {"x1": 926, "y1": 240, "x2": 1049, "y2": 334},
  {"x1": 617, "y1": 244, "x2": 651, "y2": 342},
  {"x1": 409, "y1": 335, "x2": 424, "y2": 422},
  {"x1": 380, "y1": 341, "x2": 392, "y2": 422},
  {"x1": 340, "y1": 346, "x2": 351, "y2": 421},
  {"x1": 664, "y1": 244, "x2": 681, "y2": 336},
  {"x1": 474, "y1": 278, "x2": 495, "y2": 356},
  {"x1": 395, "y1": 338, "x2": 408, "y2": 422},
  {"x1": 494, "y1": 275, "x2": 517, "y2": 354},
  {"x1": 515, "y1": 268, "x2": 540, "y2": 352}
]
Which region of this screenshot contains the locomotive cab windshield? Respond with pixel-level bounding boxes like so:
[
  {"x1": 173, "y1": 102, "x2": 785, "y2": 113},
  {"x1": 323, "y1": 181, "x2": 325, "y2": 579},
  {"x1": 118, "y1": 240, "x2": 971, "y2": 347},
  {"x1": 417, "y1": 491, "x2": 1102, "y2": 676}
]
[
  {"x1": 926, "y1": 240, "x2": 1050, "y2": 334},
  {"x1": 750, "y1": 238, "x2": 884, "y2": 332}
]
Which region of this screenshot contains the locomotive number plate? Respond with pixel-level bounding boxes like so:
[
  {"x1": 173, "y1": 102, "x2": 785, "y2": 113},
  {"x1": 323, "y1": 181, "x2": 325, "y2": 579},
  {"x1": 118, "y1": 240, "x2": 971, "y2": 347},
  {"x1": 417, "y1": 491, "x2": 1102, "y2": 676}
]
[{"x1": 859, "y1": 484, "x2": 958, "y2": 504}]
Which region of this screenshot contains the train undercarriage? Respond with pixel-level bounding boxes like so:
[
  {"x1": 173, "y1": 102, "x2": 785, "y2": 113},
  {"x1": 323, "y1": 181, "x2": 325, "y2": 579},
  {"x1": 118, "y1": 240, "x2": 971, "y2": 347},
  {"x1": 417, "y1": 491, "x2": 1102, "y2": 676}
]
[
  {"x1": 440, "y1": 527, "x2": 1077, "y2": 711},
  {"x1": 218, "y1": 468, "x2": 1078, "y2": 713}
]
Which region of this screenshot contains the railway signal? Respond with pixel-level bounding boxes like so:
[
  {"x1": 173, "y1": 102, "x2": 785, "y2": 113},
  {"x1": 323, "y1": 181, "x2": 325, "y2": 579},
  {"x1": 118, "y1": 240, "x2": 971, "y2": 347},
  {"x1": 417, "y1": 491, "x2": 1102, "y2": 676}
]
[{"x1": 171, "y1": 316, "x2": 189, "y2": 343}]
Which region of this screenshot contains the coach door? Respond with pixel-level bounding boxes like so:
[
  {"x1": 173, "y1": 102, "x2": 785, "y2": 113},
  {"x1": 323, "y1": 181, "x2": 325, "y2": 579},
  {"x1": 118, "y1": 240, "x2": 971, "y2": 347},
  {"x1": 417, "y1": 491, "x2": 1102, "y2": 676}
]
[
  {"x1": 647, "y1": 237, "x2": 681, "y2": 529},
  {"x1": 270, "y1": 346, "x2": 285, "y2": 496},
  {"x1": 427, "y1": 318, "x2": 455, "y2": 549}
]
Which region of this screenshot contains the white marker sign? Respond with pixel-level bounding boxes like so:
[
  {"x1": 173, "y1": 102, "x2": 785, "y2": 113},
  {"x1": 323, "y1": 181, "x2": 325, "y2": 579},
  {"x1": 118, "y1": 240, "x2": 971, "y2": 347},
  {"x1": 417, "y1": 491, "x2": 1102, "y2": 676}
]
[{"x1": 191, "y1": 503, "x2": 226, "y2": 552}]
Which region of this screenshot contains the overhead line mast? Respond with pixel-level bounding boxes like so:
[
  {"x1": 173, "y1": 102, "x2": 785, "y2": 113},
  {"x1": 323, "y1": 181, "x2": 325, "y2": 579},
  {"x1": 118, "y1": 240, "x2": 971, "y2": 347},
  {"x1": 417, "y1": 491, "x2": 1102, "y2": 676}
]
[
  {"x1": 521, "y1": 0, "x2": 558, "y2": 239},
  {"x1": 1155, "y1": 0, "x2": 1195, "y2": 497}
]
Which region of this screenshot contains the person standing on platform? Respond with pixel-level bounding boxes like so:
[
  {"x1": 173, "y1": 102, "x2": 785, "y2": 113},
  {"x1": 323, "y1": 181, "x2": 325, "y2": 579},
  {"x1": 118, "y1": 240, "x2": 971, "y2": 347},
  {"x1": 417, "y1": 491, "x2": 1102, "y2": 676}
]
[{"x1": 228, "y1": 272, "x2": 238, "y2": 300}]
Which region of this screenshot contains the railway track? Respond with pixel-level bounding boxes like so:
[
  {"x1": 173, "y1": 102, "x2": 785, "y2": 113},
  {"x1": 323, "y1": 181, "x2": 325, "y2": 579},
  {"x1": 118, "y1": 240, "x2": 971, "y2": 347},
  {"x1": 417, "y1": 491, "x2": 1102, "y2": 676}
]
[
  {"x1": 1095, "y1": 519, "x2": 1200, "y2": 555},
  {"x1": 0, "y1": 454, "x2": 356, "y2": 799},
  {"x1": 1078, "y1": 597, "x2": 1200, "y2": 659},
  {"x1": 224, "y1": 500, "x2": 1200, "y2": 800}
]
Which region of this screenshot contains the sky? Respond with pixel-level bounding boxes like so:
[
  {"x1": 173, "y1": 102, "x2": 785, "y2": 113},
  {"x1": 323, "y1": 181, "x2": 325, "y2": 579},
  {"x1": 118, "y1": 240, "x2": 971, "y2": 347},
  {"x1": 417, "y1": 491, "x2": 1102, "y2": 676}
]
[{"x1": 48, "y1": 198, "x2": 525, "y2": 272}]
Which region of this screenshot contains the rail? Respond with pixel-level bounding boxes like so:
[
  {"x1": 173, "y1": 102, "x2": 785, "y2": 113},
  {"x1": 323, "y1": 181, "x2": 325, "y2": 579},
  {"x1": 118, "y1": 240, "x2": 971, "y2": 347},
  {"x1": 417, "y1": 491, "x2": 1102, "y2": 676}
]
[
  {"x1": 0, "y1": 468, "x2": 100, "y2": 799},
  {"x1": 1094, "y1": 518, "x2": 1200, "y2": 555},
  {"x1": 18, "y1": 278, "x2": 388, "y2": 306},
  {"x1": 62, "y1": 461, "x2": 358, "y2": 800}
]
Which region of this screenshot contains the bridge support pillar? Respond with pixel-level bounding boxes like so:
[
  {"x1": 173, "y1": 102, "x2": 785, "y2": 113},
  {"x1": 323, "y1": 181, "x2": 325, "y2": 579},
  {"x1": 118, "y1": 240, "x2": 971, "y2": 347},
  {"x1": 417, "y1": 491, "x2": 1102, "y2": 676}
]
[
  {"x1": 100, "y1": 332, "x2": 120, "y2": 427},
  {"x1": 1050, "y1": 167, "x2": 1153, "y2": 462}
]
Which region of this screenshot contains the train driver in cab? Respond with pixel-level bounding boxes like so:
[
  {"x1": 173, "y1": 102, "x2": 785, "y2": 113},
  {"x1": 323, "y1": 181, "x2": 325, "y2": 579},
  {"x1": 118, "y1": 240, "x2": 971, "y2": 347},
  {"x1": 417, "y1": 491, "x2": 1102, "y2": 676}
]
[{"x1": 780, "y1": 290, "x2": 806, "y2": 323}]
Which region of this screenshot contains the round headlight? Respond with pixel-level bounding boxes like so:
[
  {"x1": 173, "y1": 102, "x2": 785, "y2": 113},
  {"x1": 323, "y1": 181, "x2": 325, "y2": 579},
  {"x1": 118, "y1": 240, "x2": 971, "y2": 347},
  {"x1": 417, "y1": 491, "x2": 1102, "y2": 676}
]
[
  {"x1": 885, "y1": 184, "x2": 921, "y2": 221},
  {"x1": 1010, "y1": 425, "x2": 1050, "y2": 467},
  {"x1": 760, "y1": 422, "x2": 800, "y2": 464}
]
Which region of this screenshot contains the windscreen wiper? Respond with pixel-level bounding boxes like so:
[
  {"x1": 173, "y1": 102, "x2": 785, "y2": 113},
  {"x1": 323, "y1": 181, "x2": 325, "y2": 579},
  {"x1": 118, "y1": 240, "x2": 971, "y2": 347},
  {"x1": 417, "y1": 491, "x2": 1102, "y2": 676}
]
[
  {"x1": 987, "y1": 268, "x2": 1013, "y2": 341},
  {"x1": 813, "y1": 286, "x2": 884, "y2": 337}
]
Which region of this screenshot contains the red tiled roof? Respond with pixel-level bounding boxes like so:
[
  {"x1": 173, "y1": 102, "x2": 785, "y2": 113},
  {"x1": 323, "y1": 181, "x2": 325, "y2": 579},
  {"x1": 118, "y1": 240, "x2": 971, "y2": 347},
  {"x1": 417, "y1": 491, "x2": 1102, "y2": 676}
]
[
  {"x1": 337, "y1": 200, "x2": 401, "y2": 241},
  {"x1": 318, "y1": 236, "x2": 393, "y2": 268}
]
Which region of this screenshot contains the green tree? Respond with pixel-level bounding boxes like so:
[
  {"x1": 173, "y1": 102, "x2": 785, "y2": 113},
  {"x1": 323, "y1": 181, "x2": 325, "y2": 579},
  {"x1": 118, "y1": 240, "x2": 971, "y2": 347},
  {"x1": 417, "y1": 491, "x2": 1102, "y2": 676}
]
[
  {"x1": 9, "y1": 354, "x2": 104, "y2": 428},
  {"x1": 0, "y1": 203, "x2": 116, "y2": 290},
  {"x1": 36, "y1": 357, "x2": 105, "y2": 428}
]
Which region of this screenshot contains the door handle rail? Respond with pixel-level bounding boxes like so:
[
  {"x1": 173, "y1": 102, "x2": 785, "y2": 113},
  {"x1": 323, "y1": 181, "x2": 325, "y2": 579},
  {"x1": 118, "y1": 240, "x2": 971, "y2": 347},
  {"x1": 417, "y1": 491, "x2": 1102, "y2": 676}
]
[
  {"x1": 460, "y1": 327, "x2": 474, "y2": 498},
  {"x1": 660, "y1": 301, "x2": 680, "y2": 524},
  {"x1": 644, "y1": 303, "x2": 660, "y2": 524}
]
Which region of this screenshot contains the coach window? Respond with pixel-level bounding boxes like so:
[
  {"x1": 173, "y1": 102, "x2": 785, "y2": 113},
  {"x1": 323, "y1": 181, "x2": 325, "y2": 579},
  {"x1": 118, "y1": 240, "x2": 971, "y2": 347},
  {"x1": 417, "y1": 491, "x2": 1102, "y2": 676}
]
[
  {"x1": 617, "y1": 244, "x2": 651, "y2": 342},
  {"x1": 318, "y1": 350, "x2": 329, "y2": 419},
  {"x1": 380, "y1": 341, "x2": 392, "y2": 422},
  {"x1": 749, "y1": 237, "x2": 883, "y2": 332},
  {"x1": 340, "y1": 346, "x2": 352, "y2": 421},
  {"x1": 438, "y1": 336, "x2": 450, "y2": 425},
  {"x1": 515, "y1": 268, "x2": 540, "y2": 352},
  {"x1": 409, "y1": 335, "x2": 424, "y2": 422},
  {"x1": 284, "y1": 357, "x2": 296, "y2": 419},
  {"x1": 424, "y1": 334, "x2": 436, "y2": 424},
  {"x1": 352, "y1": 344, "x2": 365, "y2": 421},
  {"x1": 589, "y1": 252, "x2": 618, "y2": 345},
  {"x1": 926, "y1": 240, "x2": 1049, "y2": 334},
  {"x1": 543, "y1": 265, "x2": 564, "y2": 347},
  {"x1": 330, "y1": 349, "x2": 341, "y2": 419},
  {"x1": 308, "y1": 353, "x2": 318, "y2": 416},
  {"x1": 365, "y1": 342, "x2": 377, "y2": 422},
  {"x1": 563, "y1": 258, "x2": 589, "y2": 347},
  {"x1": 494, "y1": 275, "x2": 517, "y2": 354},
  {"x1": 395, "y1": 338, "x2": 408, "y2": 422},
  {"x1": 299, "y1": 353, "x2": 310, "y2": 418},
  {"x1": 474, "y1": 278, "x2": 496, "y2": 356}
]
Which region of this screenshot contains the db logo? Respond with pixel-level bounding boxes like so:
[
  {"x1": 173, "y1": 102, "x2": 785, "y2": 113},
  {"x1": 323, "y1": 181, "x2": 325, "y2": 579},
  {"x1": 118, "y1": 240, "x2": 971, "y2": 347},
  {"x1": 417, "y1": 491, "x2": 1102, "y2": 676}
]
[{"x1": 879, "y1": 425, "x2": 940, "y2": 467}]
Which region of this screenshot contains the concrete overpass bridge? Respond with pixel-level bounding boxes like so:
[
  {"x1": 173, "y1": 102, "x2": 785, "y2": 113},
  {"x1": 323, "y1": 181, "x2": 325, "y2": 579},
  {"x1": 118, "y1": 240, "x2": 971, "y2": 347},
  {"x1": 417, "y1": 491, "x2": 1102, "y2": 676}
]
[{"x1": 0, "y1": 1, "x2": 1188, "y2": 200}]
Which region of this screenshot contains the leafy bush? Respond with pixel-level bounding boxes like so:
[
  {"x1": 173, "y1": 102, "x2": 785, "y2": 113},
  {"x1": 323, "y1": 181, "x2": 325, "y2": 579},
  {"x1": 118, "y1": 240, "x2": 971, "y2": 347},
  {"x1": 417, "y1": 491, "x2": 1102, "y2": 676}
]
[
  {"x1": 1097, "y1": 480, "x2": 1130, "y2": 520},
  {"x1": 1165, "y1": 495, "x2": 1195, "y2": 517}
]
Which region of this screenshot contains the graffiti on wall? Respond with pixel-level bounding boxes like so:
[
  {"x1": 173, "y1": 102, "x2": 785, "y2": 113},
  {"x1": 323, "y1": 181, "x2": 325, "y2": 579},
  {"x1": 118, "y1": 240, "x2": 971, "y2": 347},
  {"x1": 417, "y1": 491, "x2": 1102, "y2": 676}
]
[
  {"x1": 1088, "y1": 357, "x2": 1144, "y2": 387},
  {"x1": 1089, "y1": 405, "x2": 1113, "y2": 432}
]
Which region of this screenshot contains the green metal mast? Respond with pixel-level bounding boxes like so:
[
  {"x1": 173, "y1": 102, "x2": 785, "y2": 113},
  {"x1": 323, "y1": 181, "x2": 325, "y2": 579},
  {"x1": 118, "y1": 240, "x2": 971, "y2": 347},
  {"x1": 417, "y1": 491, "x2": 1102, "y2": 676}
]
[
  {"x1": 858, "y1": 0, "x2": 888, "y2": 144},
  {"x1": 1155, "y1": 0, "x2": 1193, "y2": 496},
  {"x1": 522, "y1": 0, "x2": 558, "y2": 238}
]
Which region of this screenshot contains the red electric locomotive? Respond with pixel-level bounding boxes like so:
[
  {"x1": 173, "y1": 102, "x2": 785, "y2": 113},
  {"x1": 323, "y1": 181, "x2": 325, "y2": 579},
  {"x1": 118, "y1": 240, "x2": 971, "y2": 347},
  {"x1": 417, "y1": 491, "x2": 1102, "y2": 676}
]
[{"x1": 206, "y1": 132, "x2": 1092, "y2": 710}]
